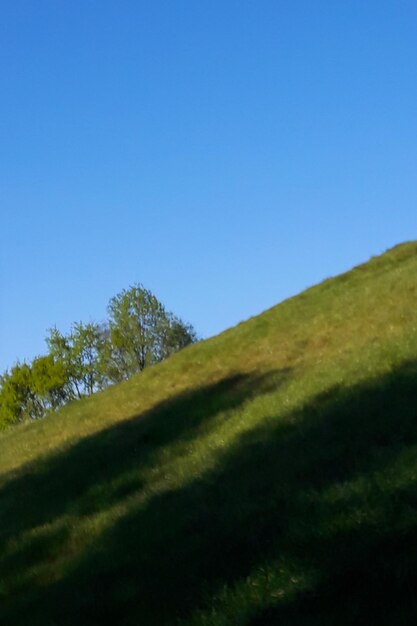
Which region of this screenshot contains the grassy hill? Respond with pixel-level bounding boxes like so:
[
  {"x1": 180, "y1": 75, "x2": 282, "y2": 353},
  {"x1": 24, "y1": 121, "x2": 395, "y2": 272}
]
[{"x1": 1, "y1": 242, "x2": 417, "y2": 625}]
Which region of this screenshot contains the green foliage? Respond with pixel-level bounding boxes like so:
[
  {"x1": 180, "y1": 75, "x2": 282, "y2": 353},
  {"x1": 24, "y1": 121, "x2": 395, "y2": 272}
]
[
  {"x1": 102, "y1": 284, "x2": 196, "y2": 383},
  {"x1": 0, "y1": 363, "x2": 38, "y2": 426},
  {"x1": 162, "y1": 314, "x2": 198, "y2": 358},
  {"x1": 46, "y1": 322, "x2": 107, "y2": 398},
  {"x1": 0, "y1": 284, "x2": 197, "y2": 428},
  {"x1": 0, "y1": 356, "x2": 67, "y2": 426},
  {"x1": 30, "y1": 355, "x2": 68, "y2": 411}
]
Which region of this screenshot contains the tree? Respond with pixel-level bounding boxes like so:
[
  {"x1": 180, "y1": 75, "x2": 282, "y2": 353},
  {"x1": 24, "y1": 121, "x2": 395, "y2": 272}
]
[
  {"x1": 0, "y1": 284, "x2": 197, "y2": 429},
  {"x1": 0, "y1": 356, "x2": 69, "y2": 428},
  {"x1": 46, "y1": 322, "x2": 107, "y2": 398},
  {"x1": 101, "y1": 284, "x2": 196, "y2": 383},
  {"x1": 0, "y1": 362, "x2": 39, "y2": 426},
  {"x1": 160, "y1": 314, "x2": 197, "y2": 359},
  {"x1": 31, "y1": 355, "x2": 68, "y2": 412}
]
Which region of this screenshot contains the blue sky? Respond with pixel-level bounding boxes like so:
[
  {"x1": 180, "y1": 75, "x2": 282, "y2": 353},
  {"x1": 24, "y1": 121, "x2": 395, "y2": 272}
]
[{"x1": 1, "y1": 0, "x2": 417, "y2": 371}]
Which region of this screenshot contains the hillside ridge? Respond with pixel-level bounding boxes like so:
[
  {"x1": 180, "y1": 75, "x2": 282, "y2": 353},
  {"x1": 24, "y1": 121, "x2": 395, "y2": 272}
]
[{"x1": 1, "y1": 241, "x2": 417, "y2": 625}]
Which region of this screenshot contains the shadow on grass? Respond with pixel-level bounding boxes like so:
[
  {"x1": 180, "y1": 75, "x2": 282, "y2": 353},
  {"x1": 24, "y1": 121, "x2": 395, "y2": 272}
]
[
  {"x1": 0, "y1": 371, "x2": 284, "y2": 533},
  {"x1": 0, "y1": 369, "x2": 287, "y2": 622},
  {"x1": 2, "y1": 360, "x2": 417, "y2": 624}
]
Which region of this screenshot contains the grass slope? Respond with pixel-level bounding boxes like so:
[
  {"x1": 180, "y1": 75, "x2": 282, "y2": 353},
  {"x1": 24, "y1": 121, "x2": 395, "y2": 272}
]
[{"x1": 1, "y1": 242, "x2": 417, "y2": 625}]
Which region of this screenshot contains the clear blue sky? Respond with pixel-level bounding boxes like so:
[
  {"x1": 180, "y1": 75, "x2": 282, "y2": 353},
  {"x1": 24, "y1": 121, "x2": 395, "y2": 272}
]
[{"x1": 1, "y1": 0, "x2": 417, "y2": 371}]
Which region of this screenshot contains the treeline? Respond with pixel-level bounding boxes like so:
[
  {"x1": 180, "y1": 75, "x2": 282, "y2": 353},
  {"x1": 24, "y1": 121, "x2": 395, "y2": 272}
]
[{"x1": 0, "y1": 284, "x2": 197, "y2": 428}]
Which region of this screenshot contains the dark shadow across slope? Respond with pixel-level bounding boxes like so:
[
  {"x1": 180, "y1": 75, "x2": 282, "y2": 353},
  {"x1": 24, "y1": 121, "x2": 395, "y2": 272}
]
[{"x1": 2, "y1": 361, "x2": 417, "y2": 624}]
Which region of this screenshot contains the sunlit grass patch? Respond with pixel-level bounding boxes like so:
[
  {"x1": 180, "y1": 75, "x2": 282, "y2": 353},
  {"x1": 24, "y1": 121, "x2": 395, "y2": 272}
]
[{"x1": 1, "y1": 242, "x2": 417, "y2": 624}]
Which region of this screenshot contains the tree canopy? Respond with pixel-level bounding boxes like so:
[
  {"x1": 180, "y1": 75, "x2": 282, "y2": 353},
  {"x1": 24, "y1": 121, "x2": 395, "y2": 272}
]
[
  {"x1": 102, "y1": 285, "x2": 196, "y2": 383},
  {"x1": 0, "y1": 284, "x2": 197, "y2": 428}
]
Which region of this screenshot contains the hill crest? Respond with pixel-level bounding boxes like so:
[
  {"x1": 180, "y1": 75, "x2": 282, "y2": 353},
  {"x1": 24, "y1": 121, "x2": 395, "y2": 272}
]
[{"x1": 1, "y1": 241, "x2": 417, "y2": 625}]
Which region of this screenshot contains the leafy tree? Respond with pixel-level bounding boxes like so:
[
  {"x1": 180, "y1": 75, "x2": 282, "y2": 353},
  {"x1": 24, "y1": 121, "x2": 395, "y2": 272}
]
[
  {"x1": 46, "y1": 322, "x2": 107, "y2": 398},
  {"x1": 0, "y1": 356, "x2": 69, "y2": 427},
  {"x1": 0, "y1": 362, "x2": 41, "y2": 425},
  {"x1": 0, "y1": 284, "x2": 197, "y2": 429},
  {"x1": 31, "y1": 355, "x2": 68, "y2": 412},
  {"x1": 101, "y1": 284, "x2": 196, "y2": 383},
  {"x1": 160, "y1": 314, "x2": 198, "y2": 359}
]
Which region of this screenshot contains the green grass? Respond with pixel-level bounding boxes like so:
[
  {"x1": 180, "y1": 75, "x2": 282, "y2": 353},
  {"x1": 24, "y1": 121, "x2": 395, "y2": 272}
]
[{"x1": 1, "y1": 241, "x2": 417, "y2": 624}]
